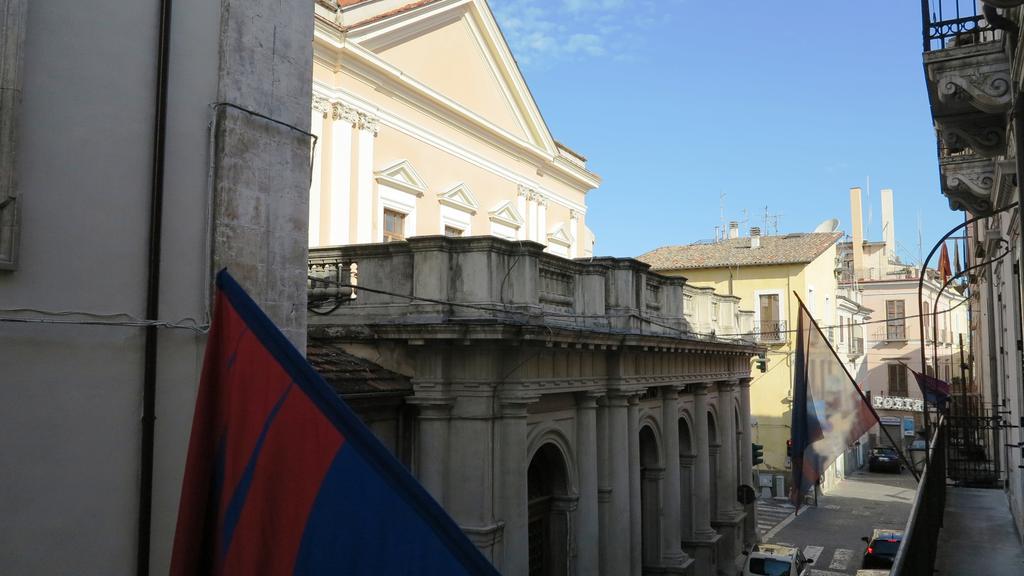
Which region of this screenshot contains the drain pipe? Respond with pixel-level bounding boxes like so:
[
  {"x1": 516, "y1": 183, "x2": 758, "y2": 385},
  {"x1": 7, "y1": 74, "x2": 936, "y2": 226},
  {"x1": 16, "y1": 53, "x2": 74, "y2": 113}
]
[{"x1": 137, "y1": 0, "x2": 173, "y2": 574}]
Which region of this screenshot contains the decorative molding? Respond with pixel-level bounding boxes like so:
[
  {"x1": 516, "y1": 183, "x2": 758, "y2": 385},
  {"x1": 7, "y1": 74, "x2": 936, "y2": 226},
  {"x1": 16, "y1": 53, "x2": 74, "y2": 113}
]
[
  {"x1": 488, "y1": 200, "x2": 524, "y2": 228},
  {"x1": 938, "y1": 115, "x2": 1006, "y2": 158},
  {"x1": 375, "y1": 159, "x2": 428, "y2": 197},
  {"x1": 981, "y1": 0, "x2": 1024, "y2": 8},
  {"x1": 546, "y1": 223, "x2": 573, "y2": 248},
  {"x1": 437, "y1": 182, "x2": 479, "y2": 214},
  {"x1": 312, "y1": 95, "x2": 332, "y2": 116},
  {"x1": 942, "y1": 157, "x2": 995, "y2": 216},
  {"x1": 937, "y1": 67, "x2": 1012, "y2": 114},
  {"x1": 331, "y1": 101, "x2": 359, "y2": 124},
  {"x1": 358, "y1": 112, "x2": 379, "y2": 135}
]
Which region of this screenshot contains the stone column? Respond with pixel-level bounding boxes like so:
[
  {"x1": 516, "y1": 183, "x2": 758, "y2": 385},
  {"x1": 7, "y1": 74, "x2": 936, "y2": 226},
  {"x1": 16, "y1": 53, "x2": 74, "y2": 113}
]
[
  {"x1": 516, "y1": 186, "x2": 528, "y2": 240},
  {"x1": 498, "y1": 397, "x2": 534, "y2": 576},
  {"x1": 738, "y1": 377, "x2": 756, "y2": 547},
  {"x1": 410, "y1": 398, "x2": 451, "y2": 505},
  {"x1": 308, "y1": 97, "x2": 329, "y2": 246},
  {"x1": 328, "y1": 102, "x2": 357, "y2": 245},
  {"x1": 715, "y1": 380, "x2": 742, "y2": 576},
  {"x1": 605, "y1": 392, "x2": 631, "y2": 576},
  {"x1": 660, "y1": 386, "x2": 689, "y2": 568},
  {"x1": 686, "y1": 382, "x2": 720, "y2": 575},
  {"x1": 576, "y1": 392, "x2": 601, "y2": 576},
  {"x1": 628, "y1": 394, "x2": 641, "y2": 576},
  {"x1": 527, "y1": 192, "x2": 539, "y2": 242},
  {"x1": 355, "y1": 113, "x2": 377, "y2": 243}
]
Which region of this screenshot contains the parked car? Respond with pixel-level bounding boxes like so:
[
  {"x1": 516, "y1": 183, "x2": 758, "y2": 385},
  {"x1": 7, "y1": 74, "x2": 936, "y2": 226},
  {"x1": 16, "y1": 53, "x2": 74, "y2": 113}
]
[
  {"x1": 861, "y1": 529, "x2": 904, "y2": 569},
  {"x1": 867, "y1": 446, "x2": 901, "y2": 473},
  {"x1": 742, "y1": 543, "x2": 813, "y2": 576}
]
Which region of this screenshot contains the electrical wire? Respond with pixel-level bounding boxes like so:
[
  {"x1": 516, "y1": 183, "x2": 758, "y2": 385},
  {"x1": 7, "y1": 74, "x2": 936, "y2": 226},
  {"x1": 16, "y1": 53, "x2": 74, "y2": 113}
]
[{"x1": 0, "y1": 307, "x2": 208, "y2": 333}]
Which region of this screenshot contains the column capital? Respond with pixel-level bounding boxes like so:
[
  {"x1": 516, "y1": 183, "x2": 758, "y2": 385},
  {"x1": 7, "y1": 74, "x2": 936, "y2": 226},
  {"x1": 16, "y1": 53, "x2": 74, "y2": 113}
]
[
  {"x1": 331, "y1": 102, "x2": 359, "y2": 124},
  {"x1": 357, "y1": 112, "x2": 379, "y2": 135},
  {"x1": 576, "y1": 391, "x2": 603, "y2": 409},
  {"x1": 312, "y1": 95, "x2": 331, "y2": 116},
  {"x1": 498, "y1": 394, "x2": 540, "y2": 417},
  {"x1": 691, "y1": 381, "x2": 712, "y2": 396},
  {"x1": 715, "y1": 378, "x2": 739, "y2": 393},
  {"x1": 408, "y1": 396, "x2": 453, "y2": 419},
  {"x1": 737, "y1": 376, "x2": 754, "y2": 388}
]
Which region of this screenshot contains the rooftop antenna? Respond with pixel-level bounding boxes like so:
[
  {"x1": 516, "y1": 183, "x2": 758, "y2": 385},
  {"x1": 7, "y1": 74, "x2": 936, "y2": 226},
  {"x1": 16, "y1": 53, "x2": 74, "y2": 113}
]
[
  {"x1": 917, "y1": 211, "x2": 924, "y2": 266},
  {"x1": 719, "y1": 191, "x2": 726, "y2": 241},
  {"x1": 866, "y1": 176, "x2": 873, "y2": 240}
]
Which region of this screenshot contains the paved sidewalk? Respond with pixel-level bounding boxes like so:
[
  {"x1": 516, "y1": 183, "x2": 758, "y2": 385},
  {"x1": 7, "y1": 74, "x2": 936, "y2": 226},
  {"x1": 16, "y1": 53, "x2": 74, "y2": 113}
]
[{"x1": 935, "y1": 487, "x2": 1024, "y2": 576}]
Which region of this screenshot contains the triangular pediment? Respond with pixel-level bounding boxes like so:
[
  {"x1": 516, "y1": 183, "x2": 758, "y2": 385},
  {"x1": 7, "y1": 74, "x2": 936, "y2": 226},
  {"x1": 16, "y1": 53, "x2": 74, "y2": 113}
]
[
  {"x1": 488, "y1": 200, "x2": 523, "y2": 228},
  {"x1": 375, "y1": 160, "x2": 428, "y2": 196},
  {"x1": 438, "y1": 182, "x2": 479, "y2": 214},
  {"x1": 547, "y1": 223, "x2": 574, "y2": 247},
  {"x1": 345, "y1": 0, "x2": 556, "y2": 152}
]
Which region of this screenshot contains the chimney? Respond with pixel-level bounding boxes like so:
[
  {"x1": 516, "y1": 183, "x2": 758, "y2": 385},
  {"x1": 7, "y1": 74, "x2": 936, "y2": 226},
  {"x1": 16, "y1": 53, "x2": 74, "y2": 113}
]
[
  {"x1": 850, "y1": 187, "x2": 864, "y2": 279},
  {"x1": 750, "y1": 226, "x2": 761, "y2": 249},
  {"x1": 729, "y1": 221, "x2": 739, "y2": 239},
  {"x1": 880, "y1": 188, "x2": 895, "y2": 262}
]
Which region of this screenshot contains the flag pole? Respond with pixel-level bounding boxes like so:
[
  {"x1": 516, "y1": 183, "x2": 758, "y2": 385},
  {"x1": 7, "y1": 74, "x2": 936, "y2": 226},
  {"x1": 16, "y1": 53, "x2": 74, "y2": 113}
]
[{"x1": 793, "y1": 294, "x2": 920, "y2": 482}]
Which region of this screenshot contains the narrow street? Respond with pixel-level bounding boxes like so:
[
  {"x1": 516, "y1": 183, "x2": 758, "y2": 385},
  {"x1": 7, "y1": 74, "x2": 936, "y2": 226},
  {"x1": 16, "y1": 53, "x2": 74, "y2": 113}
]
[{"x1": 760, "y1": 469, "x2": 917, "y2": 575}]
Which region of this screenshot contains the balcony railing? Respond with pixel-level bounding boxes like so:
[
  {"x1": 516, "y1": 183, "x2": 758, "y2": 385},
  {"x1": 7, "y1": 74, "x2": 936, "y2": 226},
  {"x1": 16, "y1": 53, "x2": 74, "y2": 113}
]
[
  {"x1": 850, "y1": 336, "x2": 864, "y2": 356},
  {"x1": 753, "y1": 320, "x2": 787, "y2": 343},
  {"x1": 890, "y1": 417, "x2": 947, "y2": 576},
  {"x1": 922, "y1": 0, "x2": 991, "y2": 52}
]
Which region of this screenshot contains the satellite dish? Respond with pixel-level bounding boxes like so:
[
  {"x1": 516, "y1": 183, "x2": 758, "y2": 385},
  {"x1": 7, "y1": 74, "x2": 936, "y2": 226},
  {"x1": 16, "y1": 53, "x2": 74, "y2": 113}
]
[{"x1": 814, "y1": 218, "x2": 840, "y2": 233}]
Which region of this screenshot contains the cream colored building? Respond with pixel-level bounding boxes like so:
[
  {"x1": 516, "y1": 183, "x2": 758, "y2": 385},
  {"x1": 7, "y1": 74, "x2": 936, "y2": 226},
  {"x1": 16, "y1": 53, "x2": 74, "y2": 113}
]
[
  {"x1": 640, "y1": 227, "x2": 872, "y2": 495},
  {"x1": 310, "y1": 0, "x2": 598, "y2": 256}
]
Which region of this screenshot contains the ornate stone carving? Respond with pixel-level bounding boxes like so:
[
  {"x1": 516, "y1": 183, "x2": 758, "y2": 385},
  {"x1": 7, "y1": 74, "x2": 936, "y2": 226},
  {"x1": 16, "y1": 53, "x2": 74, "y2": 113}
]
[
  {"x1": 937, "y1": 68, "x2": 1012, "y2": 114},
  {"x1": 942, "y1": 157, "x2": 996, "y2": 216},
  {"x1": 981, "y1": 0, "x2": 1024, "y2": 8},
  {"x1": 312, "y1": 95, "x2": 331, "y2": 117},
  {"x1": 938, "y1": 115, "x2": 1007, "y2": 158},
  {"x1": 331, "y1": 102, "x2": 359, "y2": 125},
  {"x1": 517, "y1": 184, "x2": 531, "y2": 198},
  {"x1": 357, "y1": 113, "x2": 379, "y2": 136}
]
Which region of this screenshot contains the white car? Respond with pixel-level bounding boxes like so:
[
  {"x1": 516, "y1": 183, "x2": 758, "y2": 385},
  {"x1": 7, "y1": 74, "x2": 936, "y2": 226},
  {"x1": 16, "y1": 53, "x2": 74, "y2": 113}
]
[{"x1": 742, "y1": 544, "x2": 814, "y2": 576}]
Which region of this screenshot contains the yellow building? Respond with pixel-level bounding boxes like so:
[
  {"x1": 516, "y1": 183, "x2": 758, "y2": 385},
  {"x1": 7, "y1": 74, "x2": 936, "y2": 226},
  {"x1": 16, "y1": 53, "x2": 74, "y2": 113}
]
[{"x1": 640, "y1": 228, "x2": 870, "y2": 480}]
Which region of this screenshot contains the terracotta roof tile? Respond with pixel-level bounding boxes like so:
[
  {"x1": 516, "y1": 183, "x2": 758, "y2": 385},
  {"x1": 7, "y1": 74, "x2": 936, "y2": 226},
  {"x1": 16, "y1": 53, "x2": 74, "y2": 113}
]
[
  {"x1": 638, "y1": 232, "x2": 841, "y2": 271},
  {"x1": 340, "y1": 0, "x2": 442, "y2": 32},
  {"x1": 307, "y1": 341, "x2": 412, "y2": 397}
]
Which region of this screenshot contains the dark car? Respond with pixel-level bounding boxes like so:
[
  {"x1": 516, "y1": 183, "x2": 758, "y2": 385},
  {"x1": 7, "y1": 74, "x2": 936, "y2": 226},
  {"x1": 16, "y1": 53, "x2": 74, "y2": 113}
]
[
  {"x1": 867, "y1": 446, "x2": 901, "y2": 473},
  {"x1": 861, "y1": 529, "x2": 904, "y2": 569}
]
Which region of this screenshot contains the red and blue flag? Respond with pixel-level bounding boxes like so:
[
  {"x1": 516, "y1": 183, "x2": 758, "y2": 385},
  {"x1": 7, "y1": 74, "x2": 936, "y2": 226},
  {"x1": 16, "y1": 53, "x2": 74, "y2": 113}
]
[
  {"x1": 909, "y1": 366, "x2": 951, "y2": 410},
  {"x1": 790, "y1": 297, "x2": 876, "y2": 509},
  {"x1": 170, "y1": 270, "x2": 498, "y2": 575}
]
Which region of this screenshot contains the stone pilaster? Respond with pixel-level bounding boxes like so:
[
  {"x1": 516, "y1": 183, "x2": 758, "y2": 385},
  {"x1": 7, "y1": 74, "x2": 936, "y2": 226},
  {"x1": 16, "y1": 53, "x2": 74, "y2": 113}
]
[
  {"x1": 605, "y1": 392, "x2": 632, "y2": 576},
  {"x1": 661, "y1": 385, "x2": 690, "y2": 569},
  {"x1": 498, "y1": 396, "x2": 537, "y2": 576},
  {"x1": 684, "y1": 382, "x2": 721, "y2": 576},
  {"x1": 628, "y1": 394, "x2": 642, "y2": 576},
  {"x1": 576, "y1": 392, "x2": 602, "y2": 576},
  {"x1": 738, "y1": 377, "x2": 756, "y2": 547},
  {"x1": 713, "y1": 380, "x2": 744, "y2": 576},
  {"x1": 408, "y1": 398, "x2": 452, "y2": 505}
]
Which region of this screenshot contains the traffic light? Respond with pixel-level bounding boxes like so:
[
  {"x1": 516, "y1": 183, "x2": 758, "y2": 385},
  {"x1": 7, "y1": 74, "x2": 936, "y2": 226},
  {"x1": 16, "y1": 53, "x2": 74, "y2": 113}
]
[
  {"x1": 786, "y1": 438, "x2": 793, "y2": 458},
  {"x1": 755, "y1": 351, "x2": 767, "y2": 373},
  {"x1": 752, "y1": 443, "x2": 764, "y2": 466}
]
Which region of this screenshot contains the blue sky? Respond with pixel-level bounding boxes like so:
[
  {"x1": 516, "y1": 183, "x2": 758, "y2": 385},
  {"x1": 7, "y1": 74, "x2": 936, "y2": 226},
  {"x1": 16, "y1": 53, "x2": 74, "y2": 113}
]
[{"x1": 490, "y1": 0, "x2": 961, "y2": 262}]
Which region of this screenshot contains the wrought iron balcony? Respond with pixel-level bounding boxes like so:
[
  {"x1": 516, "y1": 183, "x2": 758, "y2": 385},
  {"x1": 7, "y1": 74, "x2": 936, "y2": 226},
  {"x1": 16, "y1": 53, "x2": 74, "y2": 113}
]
[
  {"x1": 922, "y1": 0, "x2": 992, "y2": 52},
  {"x1": 752, "y1": 320, "x2": 787, "y2": 344}
]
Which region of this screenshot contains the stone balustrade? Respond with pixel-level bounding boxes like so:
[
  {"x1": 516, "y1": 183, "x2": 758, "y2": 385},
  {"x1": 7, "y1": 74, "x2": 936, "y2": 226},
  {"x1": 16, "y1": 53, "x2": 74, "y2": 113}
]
[{"x1": 308, "y1": 236, "x2": 754, "y2": 341}]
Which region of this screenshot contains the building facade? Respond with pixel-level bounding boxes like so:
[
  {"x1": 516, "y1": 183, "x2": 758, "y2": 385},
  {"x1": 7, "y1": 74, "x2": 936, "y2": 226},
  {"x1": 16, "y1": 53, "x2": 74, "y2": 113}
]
[
  {"x1": 920, "y1": 0, "x2": 1024, "y2": 541},
  {"x1": 640, "y1": 228, "x2": 872, "y2": 498},
  {"x1": 308, "y1": 236, "x2": 760, "y2": 576},
  {"x1": 0, "y1": 1, "x2": 315, "y2": 574},
  {"x1": 310, "y1": 0, "x2": 598, "y2": 257}
]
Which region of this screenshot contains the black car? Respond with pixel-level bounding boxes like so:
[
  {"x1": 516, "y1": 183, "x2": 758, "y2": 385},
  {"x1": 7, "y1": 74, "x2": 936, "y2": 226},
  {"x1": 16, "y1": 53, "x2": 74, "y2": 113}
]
[
  {"x1": 867, "y1": 446, "x2": 901, "y2": 473},
  {"x1": 861, "y1": 529, "x2": 904, "y2": 569}
]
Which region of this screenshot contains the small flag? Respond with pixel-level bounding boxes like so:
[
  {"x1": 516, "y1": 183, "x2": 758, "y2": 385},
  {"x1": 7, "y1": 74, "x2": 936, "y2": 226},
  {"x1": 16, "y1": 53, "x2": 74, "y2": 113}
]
[
  {"x1": 908, "y1": 365, "x2": 951, "y2": 410},
  {"x1": 170, "y1": 270, "x2": 499, "y2": 576},
  {"x1": 790, "y1": 297, "x2": 876, "y2": 509},
  {"x1": 938, "y1": 242, "x2": 952, "y2": 286}
]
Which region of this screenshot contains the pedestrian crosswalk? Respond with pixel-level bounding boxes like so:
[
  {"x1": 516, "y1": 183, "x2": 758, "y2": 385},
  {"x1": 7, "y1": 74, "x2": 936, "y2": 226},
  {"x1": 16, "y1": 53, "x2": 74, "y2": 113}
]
[
  {"x1": 771, "y1": 542, "x2": 859, "y2": 575},
  {"x1": 756, "y1": 499, "x2": 795, "y2": 537}
]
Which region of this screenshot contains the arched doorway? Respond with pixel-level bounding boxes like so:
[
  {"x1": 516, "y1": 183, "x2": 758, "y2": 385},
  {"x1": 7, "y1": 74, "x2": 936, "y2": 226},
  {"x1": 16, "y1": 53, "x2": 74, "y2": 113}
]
[
  {"x1": 678, "y1": 416, "x2": 695, "y2": 540},
  {"x1": 528, "y1": 443, "x2": 570, "y2": 576},
  {"x1": 639, "y1": 425, "x2": 662, "y2": 568},
  {"x1": 707, "y1": 411, "x2": 720, "y2": 520}
]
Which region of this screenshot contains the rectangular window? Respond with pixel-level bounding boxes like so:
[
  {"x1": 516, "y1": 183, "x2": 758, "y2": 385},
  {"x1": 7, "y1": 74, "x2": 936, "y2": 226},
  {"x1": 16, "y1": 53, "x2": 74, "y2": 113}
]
[
  {"x1": 444, "y1": 225, "x2": 463, "y2": 237},
  {"x1": 758, "y1": 293, "x2": 781, "y2": 340},
  {"x1": 383, "y1": 209, "x2": 405, "y2": 242},
  {"x1": 888, "y1": 364, "x2": 908, "y2": 397},
  {"x1": 886, "y1": 300, "x2": 906, "y2": 340}
]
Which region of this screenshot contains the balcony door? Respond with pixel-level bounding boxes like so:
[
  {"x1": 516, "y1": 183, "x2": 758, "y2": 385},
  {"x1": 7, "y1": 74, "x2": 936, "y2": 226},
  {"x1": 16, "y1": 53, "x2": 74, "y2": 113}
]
[{"x1": 759, "y1": 293, "x2": 780, "y2": 340}]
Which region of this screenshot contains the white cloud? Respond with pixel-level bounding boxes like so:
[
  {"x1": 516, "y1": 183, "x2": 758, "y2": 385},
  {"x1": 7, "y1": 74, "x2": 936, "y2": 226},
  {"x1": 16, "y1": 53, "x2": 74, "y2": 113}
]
[{"x1": 490, "y1": 0, "x2": 663, "y2": 67}]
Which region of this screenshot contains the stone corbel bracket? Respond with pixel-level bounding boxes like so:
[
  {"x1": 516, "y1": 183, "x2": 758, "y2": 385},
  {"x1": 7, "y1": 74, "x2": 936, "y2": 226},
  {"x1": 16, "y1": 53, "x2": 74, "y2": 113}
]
[
  {"x1": 942, "y1": 157, "x2": 996, "y2": 215},
  {"x1": 936, "y1": 65, "x2": 1012, "y2": 114},
  {"x1": 938, "y1": 114, "x2": 1007, "y2": 158},
  {"x1": 981, "y1": 0, "x2": 1024, "y2": 8}
]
